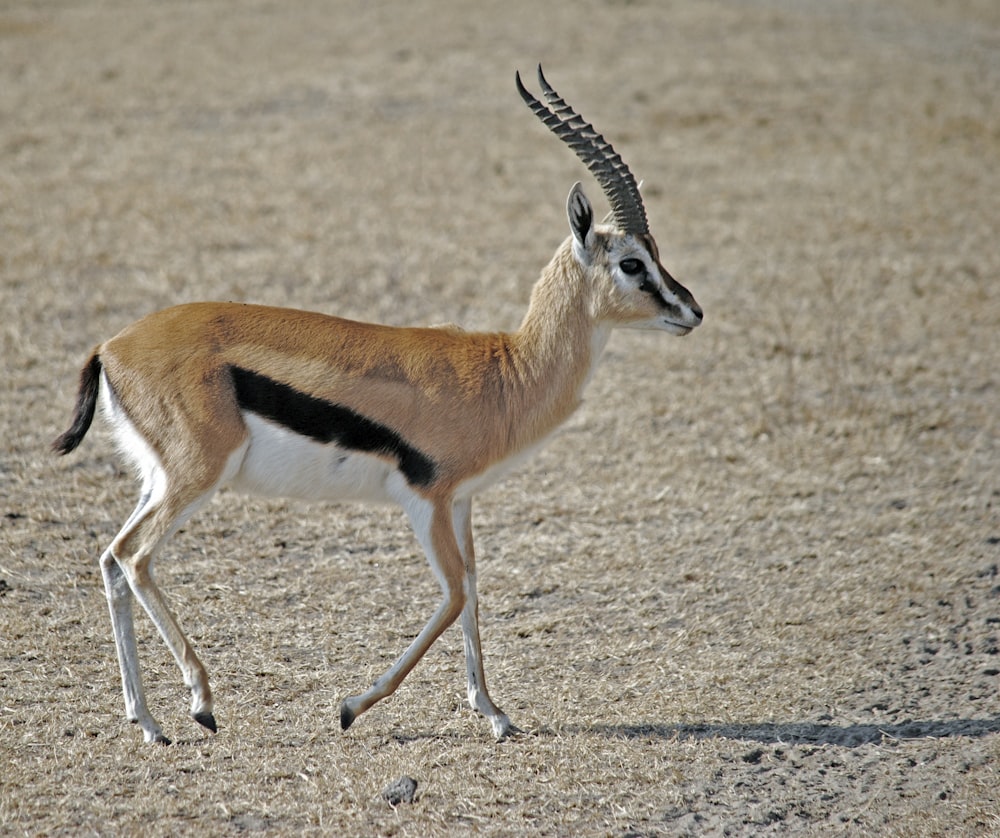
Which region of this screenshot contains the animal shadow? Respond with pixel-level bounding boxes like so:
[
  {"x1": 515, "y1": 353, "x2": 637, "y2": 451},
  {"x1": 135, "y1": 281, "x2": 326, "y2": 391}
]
[{"x1": 587, "y1": 716, "x2": 1000, "y2": 748}]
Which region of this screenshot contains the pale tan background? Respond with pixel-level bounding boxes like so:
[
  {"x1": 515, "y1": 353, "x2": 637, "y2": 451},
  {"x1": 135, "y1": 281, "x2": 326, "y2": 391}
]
[{"x1": 2, "y1": 0, "x2": 999, "y2": 834}]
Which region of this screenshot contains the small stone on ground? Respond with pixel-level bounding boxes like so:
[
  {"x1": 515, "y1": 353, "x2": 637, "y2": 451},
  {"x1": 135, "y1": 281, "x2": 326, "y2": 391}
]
[{"x1": 382, "y1": 776, "x2": 418, "y2": 806}]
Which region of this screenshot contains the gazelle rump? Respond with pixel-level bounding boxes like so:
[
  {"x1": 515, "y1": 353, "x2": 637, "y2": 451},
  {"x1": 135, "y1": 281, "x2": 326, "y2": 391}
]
[{"x1": 53, "y1": 67, "x2": 702, "y2": 744}]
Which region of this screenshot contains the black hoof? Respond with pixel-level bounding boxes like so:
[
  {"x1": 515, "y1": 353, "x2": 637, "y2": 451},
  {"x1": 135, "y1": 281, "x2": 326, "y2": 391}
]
[
  {"x1": 154, "y1": 733, "x2": 172, "y2": 746},
  {"x1": 194, "y1": 712, "x2": 217, "y2": 733},
  {"x1": 340, "y1": 702, "x2": 355, "y2": 731}
]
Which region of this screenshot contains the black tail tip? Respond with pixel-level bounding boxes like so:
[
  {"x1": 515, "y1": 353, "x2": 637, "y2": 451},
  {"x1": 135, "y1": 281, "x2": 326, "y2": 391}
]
[
  {"x1": 52, "y1": 432, "x2": 80, "y2": 456},
  {"x1": 54, "y1": 353, "x2": 102, "y2": 456}
]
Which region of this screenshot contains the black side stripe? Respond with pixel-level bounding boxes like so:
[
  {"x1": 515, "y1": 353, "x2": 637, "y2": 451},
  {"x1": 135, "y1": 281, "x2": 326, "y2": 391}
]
[{"x1": 230, "y1": 366, "x2": 437, "y2": 488}]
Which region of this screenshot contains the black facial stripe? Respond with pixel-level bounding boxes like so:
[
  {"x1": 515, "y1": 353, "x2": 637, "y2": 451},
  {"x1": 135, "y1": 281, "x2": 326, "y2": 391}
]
[
  {"x1": 639, "y1": 277, "x2": 672, "y2": 309},
  {"x1": 230, "y1": 366, "x2": 436, "y2": 487}
]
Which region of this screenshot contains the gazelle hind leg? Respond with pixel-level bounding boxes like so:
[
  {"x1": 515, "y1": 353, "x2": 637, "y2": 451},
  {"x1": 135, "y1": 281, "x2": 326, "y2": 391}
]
[
  {"x1": 340, "y1": 495, "x2": 467, "y2": 732},
  {"x1": 452, "y1": 499, "x2": 513, "y2": 740},
  {"x1": 108, "y1": 481, "x2": 222, "y2": 740},
  {"x1": 101, "y1": 483, "x2": 169, "y2": 743}
]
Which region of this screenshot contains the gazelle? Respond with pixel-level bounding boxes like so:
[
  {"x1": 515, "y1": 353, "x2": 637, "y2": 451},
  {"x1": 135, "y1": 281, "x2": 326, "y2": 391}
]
[{"x1": 54, "y1": 67, "x2": 702, "y2": 744}]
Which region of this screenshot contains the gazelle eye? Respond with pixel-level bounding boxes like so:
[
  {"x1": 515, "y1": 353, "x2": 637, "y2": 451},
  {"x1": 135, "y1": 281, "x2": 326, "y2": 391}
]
[{"x1": 619, "y1": 258, "x2": 644, "y2": 276}]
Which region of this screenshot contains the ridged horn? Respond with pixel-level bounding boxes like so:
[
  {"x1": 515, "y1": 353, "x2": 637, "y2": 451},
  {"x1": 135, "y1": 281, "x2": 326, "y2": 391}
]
[{"x1": 516, "y1": 65, "x2": 649, "y2": 236}]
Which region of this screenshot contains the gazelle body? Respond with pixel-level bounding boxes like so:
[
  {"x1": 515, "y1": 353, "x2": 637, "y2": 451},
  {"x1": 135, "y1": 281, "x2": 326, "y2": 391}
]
[{"x1": 54, "y1": 69, "x2": 702, "y2": 744}]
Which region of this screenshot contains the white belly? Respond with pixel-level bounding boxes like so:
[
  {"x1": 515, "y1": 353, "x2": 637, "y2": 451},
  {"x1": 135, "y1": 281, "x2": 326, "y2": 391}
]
[{"x1": 228, "y1": 412, "x2": 400, "y2": 504}]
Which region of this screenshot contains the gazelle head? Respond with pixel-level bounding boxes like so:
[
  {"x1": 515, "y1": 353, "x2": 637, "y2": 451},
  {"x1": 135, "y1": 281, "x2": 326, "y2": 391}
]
[{"x1": 517, "y1": 67, "x2": 703, "y2": 336}]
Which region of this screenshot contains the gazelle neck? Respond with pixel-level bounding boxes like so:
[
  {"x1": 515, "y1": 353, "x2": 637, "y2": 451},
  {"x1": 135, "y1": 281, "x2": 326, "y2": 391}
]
[{"x1": 505, "y1": 240, "x2": 612, "y2": 442}]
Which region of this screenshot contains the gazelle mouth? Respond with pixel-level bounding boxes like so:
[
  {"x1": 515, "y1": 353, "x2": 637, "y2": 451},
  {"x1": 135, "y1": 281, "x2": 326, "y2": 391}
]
[{"x1": 664, "y1": 319, "x2": 695, "y2": 335}]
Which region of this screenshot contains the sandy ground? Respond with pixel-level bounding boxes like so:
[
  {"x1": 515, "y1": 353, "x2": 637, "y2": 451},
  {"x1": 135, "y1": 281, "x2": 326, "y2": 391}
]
[{"x1": 2, "y1": 0, "x2": 999, "y2": 834}]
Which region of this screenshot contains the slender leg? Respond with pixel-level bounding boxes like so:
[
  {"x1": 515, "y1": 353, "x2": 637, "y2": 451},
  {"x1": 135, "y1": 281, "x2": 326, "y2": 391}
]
[
  {"x1": 108, "y1": 486, "x2": 219, "y2": 741},
  {"x1": 101, "y1": 543, "x2": 169, "y2": 744},
  {"x1": 340, "y1": 496, "x2": 467, "y2": 731},
  {"x1": 452, "y1": 498, "x2": 513, "y2": 740},
  {"x1": 100, "y1": 481, "x2": 174, "y2": 743}
]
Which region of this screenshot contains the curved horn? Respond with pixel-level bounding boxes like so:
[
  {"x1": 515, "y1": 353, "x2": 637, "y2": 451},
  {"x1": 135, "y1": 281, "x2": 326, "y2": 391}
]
[{"x1": 516, "y1": 65, "x2": 648, "y2": 236}]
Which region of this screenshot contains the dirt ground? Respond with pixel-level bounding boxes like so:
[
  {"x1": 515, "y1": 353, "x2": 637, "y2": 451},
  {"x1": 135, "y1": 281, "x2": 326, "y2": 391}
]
[{"x1": 2, "y1": 0, "x2": 999, "y2": 834}]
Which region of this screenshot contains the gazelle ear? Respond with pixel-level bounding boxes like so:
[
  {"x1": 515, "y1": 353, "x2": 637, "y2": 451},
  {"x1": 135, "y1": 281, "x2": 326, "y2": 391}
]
[{"x1": 566, "y1": 182, "x2": 595, "y2": 263}]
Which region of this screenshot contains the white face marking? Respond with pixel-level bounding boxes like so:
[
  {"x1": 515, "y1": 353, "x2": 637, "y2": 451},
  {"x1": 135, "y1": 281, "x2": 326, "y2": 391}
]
[{"x1": 603, "y1": 234, "x2": 701, "y2": 334}]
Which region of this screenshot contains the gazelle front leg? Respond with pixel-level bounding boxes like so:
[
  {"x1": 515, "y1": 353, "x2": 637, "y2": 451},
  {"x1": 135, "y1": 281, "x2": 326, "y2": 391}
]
[
  {"x1": 340, "y1": 495, "x2": 469, "y2": 733},
  {"x1": 452, "y1": 498, "x2": 513, "y2": 740}
]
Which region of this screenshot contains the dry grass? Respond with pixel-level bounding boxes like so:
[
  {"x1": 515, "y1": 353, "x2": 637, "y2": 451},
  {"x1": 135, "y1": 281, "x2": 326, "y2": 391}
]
[{"x1": 2, "y1": 0, "x2": 999, "y2": 835}]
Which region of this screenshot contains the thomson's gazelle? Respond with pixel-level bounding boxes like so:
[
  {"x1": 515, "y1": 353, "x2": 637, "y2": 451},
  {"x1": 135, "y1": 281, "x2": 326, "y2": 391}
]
[{"x1": 54, "y1": 67, "x2": 703, "y2": 744}]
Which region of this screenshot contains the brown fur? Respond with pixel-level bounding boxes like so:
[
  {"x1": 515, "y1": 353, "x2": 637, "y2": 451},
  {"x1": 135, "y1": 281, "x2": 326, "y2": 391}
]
[{"x1": 92, "y1": 238, "x2": 602, "y2": 500}]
